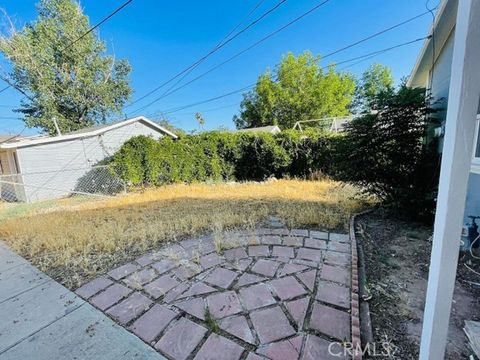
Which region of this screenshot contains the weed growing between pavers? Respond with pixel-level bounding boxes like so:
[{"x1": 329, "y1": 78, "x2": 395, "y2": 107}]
[{"x1": 204, "y1": 308, "x2": 220, "y2": 333}]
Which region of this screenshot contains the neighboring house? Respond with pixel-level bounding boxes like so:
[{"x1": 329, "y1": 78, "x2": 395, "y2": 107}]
[
  {"x1": 408, "y1": 0, "x2": 480, "y2": 231},
  {"x1": 236, "y1": 125, "x2": 281, "y2": 134},
  {"x1": 0, "y1": 116, "x2": 177, "y2": 202}
]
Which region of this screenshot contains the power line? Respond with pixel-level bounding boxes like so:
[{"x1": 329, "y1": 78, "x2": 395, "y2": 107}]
[
  {"x1": 158, "y1": 0, "x2": 268, "y2": 102},
  {"x1": 322, "y1": 8, "x2": 436, "y2": 59},
  {"x1": 129, "y1": 0, "x2": 333, "y2": 115},
  {"x1": 162, "y1": 36, "x2": 427, "y2": 116},
  {"x1": 68, "y1": 0, "x2": 134, "y2": 48},
  {"x1": 131, "y1": 6, "x2": 432, "y2": 115},
  {"x1": 125, "y1": 0, "x2": 290, "y2": 108}
]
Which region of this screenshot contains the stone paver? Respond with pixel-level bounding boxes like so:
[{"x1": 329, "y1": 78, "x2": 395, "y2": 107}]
[
  {"x1": 239, "y1": 283, "x2": 276, "y2": 310},
  {"x1": 296, "y1": 248, "x2": 322, "y2": 262},
  {"x1": 272, "y1": 246, "x2": 294, "y2": 258},
  {"x1": 219, "y1": 315, "x2": 255, "y2": 344},
  {"x1": 90, "y1": 283, "x2": 132, "y2": 311},
  {"x1": 175, "y1": 298, "x2": 206, "y2": 320},
  {"x1": 123, "y1": 268, "x2": 157, "y2": 288},
  {"x1": 250, "y1": 306, "x2": 296, "y2": 344},
  {"x1": 179, "y1": 282, "x2": 216, "y2": 298},
  {"x1": 309, "y1": 302, "x2": 351, "y2": 341},
  {"x1": 248, "y1": 245, "x2": 270, "y2": 257},
  {"x1": 106, "y1": 292, "x2": 152, "y2": 324},
  {"x1": 251, "y1": 259, "x2": 280, "y2": 277},
  {"x1": 320, "y1": 264, "x2": 350, "y2": 286},
  {"x1": 236, "y1": 273, "x2": 266, "y2": 287},
  {"x1": 316, "y1": 280, "x2": 350, "y2": 309},
  {"x1": 75, "y1": 276, "x2": 113, "y2": 299},
  {"x1": 278, "y1": 263, "x2": 308, "y2": 276},
  {"x1": 194, "y1": 334, "x2": 244, "y2": 360},
  {"x1": 257, "y1": 335, "x2": 303, "y2": 360},
  {"x1": 108, "y1": 262, "x2": 140, "y2": 280},
  {"x1": 144, "y1": 274, "x2": 180, "y2": 299},
  {"x1": 200, "y1": 253, "x2": 223, "y2": 269},
  {"x1": 304, "y1": 238, "x2": 327, "y2": 250},
  {"x1": 269, "y1": 276, "x2": 307, "y2": 300},
  {"x1": 207, "y1": 291, "x2": 243, "y2": 318},
  {"x1": 130, "y1": 304, "x2": 178, "y2": 342},
  {"x1": 296, "y1": 269, "x2": 316, "y2": 292},
  {"x1": 155, "y1": 318, "x2": 207, "y2": 360},
  {"x1": 301, "y1": 334, "x2": 348, "y2": 360},
  {"x1": 286, "y1": 297, "x2": 309, "y2": 329},
  {"x1": 205, "y1": 267, "x2": 238, "y2": 289},
  {"x1": 78, "y1": 229, "x2": 353, "y2": 359}
]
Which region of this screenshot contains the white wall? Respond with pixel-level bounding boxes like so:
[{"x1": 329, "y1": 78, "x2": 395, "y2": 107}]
[
  {"x1": 429, "y1": 29, "x2": 455, "y2": 117},
  {"x1": 15, "y1": 121, "x2": 165, "y2": 202}
]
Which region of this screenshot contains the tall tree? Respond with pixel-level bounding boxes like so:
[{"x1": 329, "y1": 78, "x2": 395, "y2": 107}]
[
  {"x1": 233, "y1": 52, "x2": 356, "y2": 130},
  {"x1": 353, "y1": 63, "x2": 394, "y2": 113},
  {"x1": 0, "y1": 0, "x2": 132, "y2": 135}
]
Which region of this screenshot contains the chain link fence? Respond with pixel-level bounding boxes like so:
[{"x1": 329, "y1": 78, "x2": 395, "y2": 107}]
[{"x1": 0, "y1": 165, "x2": 126, "y2": 203}]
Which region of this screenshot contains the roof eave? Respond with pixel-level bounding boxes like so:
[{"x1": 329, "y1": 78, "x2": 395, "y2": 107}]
[{"x1": 0, "y1": 116, "x2": 177, "y2": 149}]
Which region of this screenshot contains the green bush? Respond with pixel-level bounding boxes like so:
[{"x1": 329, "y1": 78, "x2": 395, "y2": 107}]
[
  {"x1": 111, "y1": 130, "x2": 341, "y2": 186},
  {"x1": 334, "y1": 85, "x2": 440, "y2": 222}
]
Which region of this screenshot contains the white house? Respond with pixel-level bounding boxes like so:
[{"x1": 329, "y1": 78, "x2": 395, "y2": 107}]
[
  {"x1": 408, "y1": 0, "x2": 480, "y2": 358},
  {"x1": 0, "y1": 116, "x2": 177, "y2": 202},
  {"x1": 408, "y1": 0, "x2": 480, "y2": 233}
]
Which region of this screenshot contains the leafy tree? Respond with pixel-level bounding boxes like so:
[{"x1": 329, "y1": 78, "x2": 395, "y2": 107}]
[
  {"x1": 233, "y1": 52, "x2": 356, "y2": 130},
  {"x1": 152, "y1": 118, "x2": 186, "y2": 137},
  {"x1": 0, "y1": 0, "x2": 132, "y2": 135},
  {"x1": 335, "y1": 83, "x2": 439, "y2": 221},
  {"x1": 353, "y1": 63, "x2": 394, "y2": 113}
]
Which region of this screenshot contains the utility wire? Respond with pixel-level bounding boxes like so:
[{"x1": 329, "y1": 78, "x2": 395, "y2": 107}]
[
  {"x1": 322, "y1": 8, "x2": 436, "y2": 59},
  {"x1": 161, "y1": 36, "x2": 428, "y2": 116},
  {"x1": 125, "y1": 0, "x2": 290, "y2": 108},
  {"x1": 132, "y1": 6, "x2": 433, "y2": 115},
  {"x1": 159, "y1": 0, "x2": 268, "y2": 102},
  {"x1": 130, "y1": 0, "x2": 332, "y2": 115}
]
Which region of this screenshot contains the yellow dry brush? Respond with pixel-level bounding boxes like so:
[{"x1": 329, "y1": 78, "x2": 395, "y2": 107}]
[{"x1": 0, "y1": 179, "x2": 370, "y2": 289}]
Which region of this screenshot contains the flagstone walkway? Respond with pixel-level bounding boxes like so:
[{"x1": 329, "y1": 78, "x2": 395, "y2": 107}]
[{"x1": 77, "y1": 228, "x2": 355, "y2": 360}]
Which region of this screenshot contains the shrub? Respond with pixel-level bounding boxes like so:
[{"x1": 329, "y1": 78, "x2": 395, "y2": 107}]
[
  {"x1": 111, "y1": 130, "x2": 342, "y2": 186},
  {"x1": 334, "y1": 85, "x2": 440, "y2": 221}
]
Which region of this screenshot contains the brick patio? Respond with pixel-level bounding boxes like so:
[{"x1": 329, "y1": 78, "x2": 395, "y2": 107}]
[{"x1": 76, "y1": 228, "x2": 353, "y2": 360}]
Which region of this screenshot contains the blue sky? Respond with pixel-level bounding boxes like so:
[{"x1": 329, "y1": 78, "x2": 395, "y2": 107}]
[{"x1": 0, "y1": 0, "x2": 437, "y2": 135}]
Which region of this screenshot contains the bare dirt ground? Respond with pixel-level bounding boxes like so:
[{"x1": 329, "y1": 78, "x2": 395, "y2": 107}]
[{"x1": 357, "y1": 209, "x2": 480, "y2": 359}]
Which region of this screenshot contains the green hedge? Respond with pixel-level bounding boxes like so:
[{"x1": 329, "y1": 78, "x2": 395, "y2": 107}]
[{"x1": 111, "y1": 129, "x2": 341, "y2": 186}]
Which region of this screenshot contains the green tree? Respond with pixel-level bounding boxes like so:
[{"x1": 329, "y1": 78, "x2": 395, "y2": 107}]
[
  {"x1": 0, "y1": 0, "x2": 132, "y2": 135},
  {"x1": 353, "y1": 63, "x2": 394, "y2": 113},
  {"x1": 233, "y1": 52, "x2": 356, "y2": 130}
]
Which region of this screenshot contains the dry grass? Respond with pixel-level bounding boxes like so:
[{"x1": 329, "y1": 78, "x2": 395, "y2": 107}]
[{"x1": 0, "y1": 179, "x2": 370, "y2": 289}]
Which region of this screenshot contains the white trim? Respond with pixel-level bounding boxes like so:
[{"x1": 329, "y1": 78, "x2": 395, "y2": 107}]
[
  {"x1": 0, "y1": 116, "x2": 177, "y2": 149},
  {"x1": 407, "y1": 0, "x2": 458, "y2": 88},
  {"x1": 471, "y1": 115, "x2": 480, "y2": 171},
  {"x1": 419, "y1": 0, "x2": 480, "y2": 358}
]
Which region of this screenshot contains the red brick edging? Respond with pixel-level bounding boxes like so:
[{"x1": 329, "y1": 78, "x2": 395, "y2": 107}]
[{"x1": 350, "y1": 213, "x2": 362, "y2": 360}]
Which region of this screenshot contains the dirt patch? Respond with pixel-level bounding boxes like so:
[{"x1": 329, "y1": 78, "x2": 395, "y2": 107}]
[{"x1": 357, "y1": 209, "x2": 480, "y2": 359}]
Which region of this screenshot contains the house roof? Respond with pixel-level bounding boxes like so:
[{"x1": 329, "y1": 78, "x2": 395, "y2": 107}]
[
  {"x1": 0, "y1": 116, "x2": 177, "y2": 149},
  {"x1": 236, "y1": 125, "x2": 281, "y2": 134},
  {"x1": 0, "y1": 134, "x2": 23, "y2": 144},
  {"x1": 407, "y1": 0, "x2": 458, "y2": 88}
]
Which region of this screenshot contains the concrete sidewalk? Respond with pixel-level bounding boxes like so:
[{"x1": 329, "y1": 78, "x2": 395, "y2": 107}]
[{"x1": 0, "y1": 242, "x2": 164, "y2": 360}]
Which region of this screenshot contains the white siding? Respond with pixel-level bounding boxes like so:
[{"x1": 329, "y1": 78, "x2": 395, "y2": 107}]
[
  {"x1": 429, "y1": 29, "x2": 455, "y2": 117},
  {"x1": 16, "y1": 121, "x2": 164, "y2": 202}
]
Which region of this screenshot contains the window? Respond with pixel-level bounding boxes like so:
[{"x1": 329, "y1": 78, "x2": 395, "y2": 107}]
[{"x1": 475, "y1": 116, "x2": 480, "y2": 160}]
